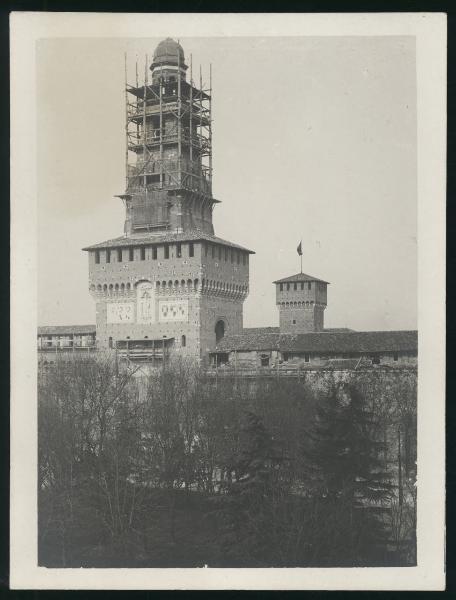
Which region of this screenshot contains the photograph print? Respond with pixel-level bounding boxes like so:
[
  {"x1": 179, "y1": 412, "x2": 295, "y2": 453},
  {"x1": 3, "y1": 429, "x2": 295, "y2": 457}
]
[{"x1": 10, "y1": 13, "x2": 446, "y2": 588}]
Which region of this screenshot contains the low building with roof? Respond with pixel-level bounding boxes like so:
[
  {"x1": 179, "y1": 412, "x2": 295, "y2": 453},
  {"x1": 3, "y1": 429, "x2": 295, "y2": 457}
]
[
  {"x1": 210, "y1": 328, "x2": 417, "y2": 370},
  {"x1": 38, "y1": 325, "x2": 97, "y2": 361}
]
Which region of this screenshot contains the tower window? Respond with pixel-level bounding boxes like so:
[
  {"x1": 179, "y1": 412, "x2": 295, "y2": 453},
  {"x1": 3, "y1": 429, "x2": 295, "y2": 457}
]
[
  {"x1": 292, "y1": 319, "x2": 296, "y2": 324},
  {"x1": 108, "y1": 336, "x2": 113, "y2": 349},
  {"x1": 189, "y1": 242, "x2": 194, "y2": 257},
  {"x1": 224, "y1": 247, "x2": 228, "y2": 261},
  {"x1": 243, "y1": 253, "x2": 247, "y2": 265},
  {"x1": 218, "y1": 246, "x2": 222, "y2": 260},
  {"x1": 393, "y1": 353, "x2": 399, "y2": 362},
  {"x1": 287, "y1": 283, "x2": 290, "y2": 291},
  {"x1": 95, "y1": 251, "x2": 100, "y2": 264},
  {"x1": 129, "y1": 247, "x2": 134, "y2": 261},
  {"x1": 117, "y1": 249, "x2": 123, "y2": 262},
  {"x1": 305, "y1": 354, "x2": 310, "y2": 363},
  {"x1": 294, "y1": 282, "x2": 297, "y2": 290},
  {"x1": 164, "y1": 244, "x2": 169, "y2": 259},
  {"x1": 231, "y1": 250, "x2": 234, "y2": 263},
  {"x1": 177, "y1": 243, "x2": 182, "y2": 258},
  {"x1": 152, "y1": 246, "x2": 157, "y2": 259},
  {"x1": 181, "y1": 334, "x2": 186, "y2": 347},
  {"x1": 204, "y1": 243, "x2": 208, "y2": 257},
  {"x1": 280, "y1": 283, "x2": 283, "y2": 291},
  {"x1": 212, "y1": 245, "x2": 215, "y2": 258},
  {"x1": 106, "y1": 250, "x2": 111, "y2": 264},
  {"x1": 308, "y1": 282, "x2": 312, "y2": 290},
  {"x1": 215, "y1": 320, "x2": 225, "y2": 343},
  {"x1": 140, "y1": 247, "x2": 146, "y2": 261},
  {"x1": 301, "y1": 282, "x2": 304, "y2": 290},
  {"x1": 237, "y1": 251, "x2": 240, "y2": 265}
]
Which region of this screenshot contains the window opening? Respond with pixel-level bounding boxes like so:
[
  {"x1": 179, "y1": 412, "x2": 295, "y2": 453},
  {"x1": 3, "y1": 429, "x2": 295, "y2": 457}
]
[{"x1": 215, "y1": 320, "x2": 225, "y2": 343}]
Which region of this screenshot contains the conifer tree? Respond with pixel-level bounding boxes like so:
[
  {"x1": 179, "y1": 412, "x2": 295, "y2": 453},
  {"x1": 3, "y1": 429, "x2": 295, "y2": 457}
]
[
  {"x1": 211, "y1": 410, "x2": 287, "y2": 565},
  {"x1": 303, "y1": 383, "x2": 394, "y2": 566}
]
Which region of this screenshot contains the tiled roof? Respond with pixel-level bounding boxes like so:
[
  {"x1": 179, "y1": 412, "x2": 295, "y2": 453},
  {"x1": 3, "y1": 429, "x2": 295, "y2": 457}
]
[
  {"x1": 83, "y1": 231, "x2": 255, "y2": 254},
  {"x1": 214, "y1": 330, "x2": 417, "y2": 354},
  {"x1": 243, "y1": 327, "x2": 280, "y2": 335},
  {"x1": 273, "y1": 272, "x2": 329, "y2": 284},
  {"x1": 38, "y1": 325, "x2": 96, "y2": 336}
]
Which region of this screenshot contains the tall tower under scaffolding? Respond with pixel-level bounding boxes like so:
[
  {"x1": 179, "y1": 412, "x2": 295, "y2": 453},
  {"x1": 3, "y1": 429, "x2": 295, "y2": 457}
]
[
  {"x1": 122, "y1": 38, "x2": 217, "y2": 235},
  {"x1": 84, "y1": 39, "x2": 254, "y2": 361}
]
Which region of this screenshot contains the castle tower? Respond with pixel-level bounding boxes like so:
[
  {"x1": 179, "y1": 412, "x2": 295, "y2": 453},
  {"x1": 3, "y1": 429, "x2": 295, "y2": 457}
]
[
  {"x1": 122, "y1": 38, "x2": 216, "y2": 235},
  {"x1": 274, "y1": 273, "x2": 329, "y2": 334},
  {"x1": 83, "y1": 39, "x2": 253, "y2": 362}
]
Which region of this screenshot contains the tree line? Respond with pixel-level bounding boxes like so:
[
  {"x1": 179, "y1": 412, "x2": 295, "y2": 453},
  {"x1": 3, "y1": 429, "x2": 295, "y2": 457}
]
[{"x1": 38, "y1": 356, "x2": 417, "y2": 567}]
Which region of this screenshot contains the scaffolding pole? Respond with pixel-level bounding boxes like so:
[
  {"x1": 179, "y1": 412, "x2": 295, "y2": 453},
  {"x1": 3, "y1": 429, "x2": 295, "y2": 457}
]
[
  {"x1": 177, "y1": 42, "x2": 182, "y2": 187},
  {"x1": 124, "y1": 53, "x2": 128, "y2": 189},
  {"x1": 160, "y1": 63, "x2": 163, "y2": 188},
  {"x1": 209, "y1": 62, "x2": 213, "y2": 188},
  {"x1": 189, "y1": 54, "x2": 193, "y2": 190},
  {"x1": 143, "y1": 56, "x2": 147, "y2": 193},
  {"x1": 135, "y1": 56, "x2": 139, "y2": 150},
  {"x1": 199, "y1": 65, "x2": 203, "y2": 187}
]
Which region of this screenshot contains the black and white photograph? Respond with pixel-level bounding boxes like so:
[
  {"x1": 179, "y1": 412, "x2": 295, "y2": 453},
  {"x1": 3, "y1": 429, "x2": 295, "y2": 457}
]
[{"x1": 10, "y1": 12, "x2": 445, "y2": 590}]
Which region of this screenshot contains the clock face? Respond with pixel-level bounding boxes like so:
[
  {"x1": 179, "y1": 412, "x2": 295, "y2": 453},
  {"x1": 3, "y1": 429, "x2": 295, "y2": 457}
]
[{"x1": 107, "y1": 302, "x2": 134, "y2": 324}]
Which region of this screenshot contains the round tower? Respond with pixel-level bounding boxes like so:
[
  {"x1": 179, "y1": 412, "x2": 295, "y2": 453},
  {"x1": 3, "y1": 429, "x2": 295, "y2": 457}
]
[{"x1": 274, "y1": 273, "x2": 329, "y2": 333}]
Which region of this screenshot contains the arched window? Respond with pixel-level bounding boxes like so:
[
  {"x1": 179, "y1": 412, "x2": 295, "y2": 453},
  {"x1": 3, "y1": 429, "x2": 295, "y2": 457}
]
[
  {"x1": 181, "y1": 335, "x2": 186, "y2": 347},
  {"x1": 215, "y1": 320, "x2": 225, "y2": 343}
]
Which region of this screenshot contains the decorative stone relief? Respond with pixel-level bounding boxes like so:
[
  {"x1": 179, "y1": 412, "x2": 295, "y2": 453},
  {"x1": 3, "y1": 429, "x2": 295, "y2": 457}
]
[
  {"x1": 107, "y1": 302, "x2": 135, "y2": 323},
  {"x1": 159, "y1": 299, "x2": 189, "y2": 323},
  {"x1": 136, "y1": 281, "x2": 155, "y2": 324}
]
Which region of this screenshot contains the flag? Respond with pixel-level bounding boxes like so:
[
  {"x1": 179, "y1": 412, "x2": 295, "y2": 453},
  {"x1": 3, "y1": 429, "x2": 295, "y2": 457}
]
[{"x1": 297, "y1": 241, "x2": 302, "y2": 256}]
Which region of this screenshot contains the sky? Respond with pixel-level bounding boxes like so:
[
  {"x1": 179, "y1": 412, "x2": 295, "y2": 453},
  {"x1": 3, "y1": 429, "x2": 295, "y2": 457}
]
[{"x1": 37, "y1": 36, "x2": 417, "y2": 331}]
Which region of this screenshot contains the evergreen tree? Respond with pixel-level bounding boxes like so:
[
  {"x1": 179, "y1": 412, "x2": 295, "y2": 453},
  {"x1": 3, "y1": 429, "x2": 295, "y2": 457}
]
[
  {"x1": 303, "y1": 383, "x2": 394, "y2": 566},
  {"x1": 211, "y1": 410, "x2": 287, "y2": 565}
]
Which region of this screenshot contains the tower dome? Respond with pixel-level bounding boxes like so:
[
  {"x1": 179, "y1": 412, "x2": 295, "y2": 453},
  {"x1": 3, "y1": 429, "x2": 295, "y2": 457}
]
[{"x1": 151, "y1": 37, "x2": 186, "y2": 69}]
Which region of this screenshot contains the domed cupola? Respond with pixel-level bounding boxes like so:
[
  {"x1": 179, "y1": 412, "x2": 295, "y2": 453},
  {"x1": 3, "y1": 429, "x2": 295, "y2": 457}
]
[{"x1": 150, "y1": 38, "x2": 187, "y2": 82}]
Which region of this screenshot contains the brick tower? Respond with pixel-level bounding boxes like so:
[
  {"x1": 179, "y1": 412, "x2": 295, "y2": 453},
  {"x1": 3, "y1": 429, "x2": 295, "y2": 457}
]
[
  {"x1": 84, "y1": 39, "x2": 253, "y2": 362},
  {"x1": 274, "y1": 273, "x2": 329, "y2": 333}
]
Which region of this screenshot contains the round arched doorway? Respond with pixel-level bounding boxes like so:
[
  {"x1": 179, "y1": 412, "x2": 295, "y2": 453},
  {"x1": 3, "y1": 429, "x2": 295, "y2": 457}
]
[{"x1": 215, "y1": 319, "x2": 225, "y2": 343}]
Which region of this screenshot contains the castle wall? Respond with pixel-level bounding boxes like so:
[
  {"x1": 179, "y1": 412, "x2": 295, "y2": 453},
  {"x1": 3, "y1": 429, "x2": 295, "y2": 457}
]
[{"x1": 88, "y1": 239, "x2": 250, "y2": 358}]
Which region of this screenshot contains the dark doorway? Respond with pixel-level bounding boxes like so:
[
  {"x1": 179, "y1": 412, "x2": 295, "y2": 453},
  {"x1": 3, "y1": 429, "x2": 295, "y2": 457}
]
[{"x1": 215, "y1": 320, "x2": 225, "y2": 343}]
